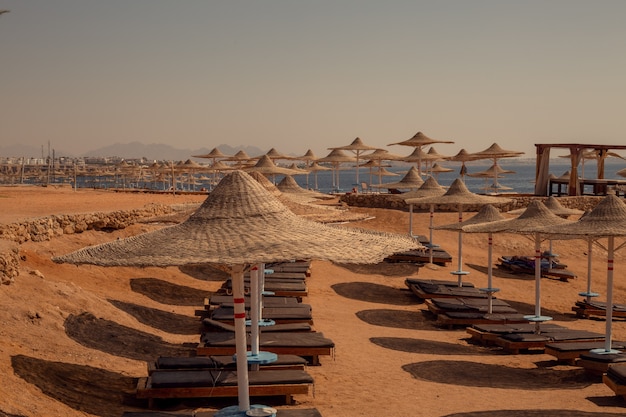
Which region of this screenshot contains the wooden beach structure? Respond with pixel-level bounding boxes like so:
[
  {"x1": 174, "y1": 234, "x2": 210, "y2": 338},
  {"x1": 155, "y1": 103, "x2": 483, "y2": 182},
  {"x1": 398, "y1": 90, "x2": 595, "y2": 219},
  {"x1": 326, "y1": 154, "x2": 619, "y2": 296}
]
[{"x1": 535, "y1": 143, "x2": 626, "y2": 196}]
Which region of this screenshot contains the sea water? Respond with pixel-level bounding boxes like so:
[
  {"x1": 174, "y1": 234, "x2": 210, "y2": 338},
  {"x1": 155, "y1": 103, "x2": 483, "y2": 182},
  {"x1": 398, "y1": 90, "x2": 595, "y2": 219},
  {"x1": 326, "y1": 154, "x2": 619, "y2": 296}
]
[{"x1": 293, "y1": 158, "x2": 626, "y2": 195}]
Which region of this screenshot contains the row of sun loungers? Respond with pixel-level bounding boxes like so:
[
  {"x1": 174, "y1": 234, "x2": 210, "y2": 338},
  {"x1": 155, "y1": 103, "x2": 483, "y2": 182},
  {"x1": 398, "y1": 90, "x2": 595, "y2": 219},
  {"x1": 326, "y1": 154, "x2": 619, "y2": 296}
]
[
  {"x1": 498, "y1": 255, "x2": 577, "y2": 281},
  {"x1": 135, "y1": 260, "x2": 329, "y2": 410},
  {"x1": 572, "y1": 299, "x2": 626, "y2": 319}
]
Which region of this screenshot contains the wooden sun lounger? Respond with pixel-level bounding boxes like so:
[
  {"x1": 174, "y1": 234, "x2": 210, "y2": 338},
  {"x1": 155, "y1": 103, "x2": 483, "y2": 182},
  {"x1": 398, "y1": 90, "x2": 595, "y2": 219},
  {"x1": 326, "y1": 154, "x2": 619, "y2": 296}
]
[
  {"x1": 219, "y1": 280, "x2": 308, "y2": 298},
  {"x1": 572, "y1": 300, "x2": 626, "y2": 319},
  {"x1": 577, "y1": 350, "x2": 626, "y2": 376},
  {"x1": 202, "y1": 318, "x2": 314, "y2": 333},
  {"x1": 210, "y1": 305, "x2": 314, "y2": 325},
  {"x1": 405, "y1": 278, "x2": 488, "y2": 301},
  {"x1": 147, "y1": 355, "x2": 308, "y2": 374},
  {"x1": 494, "y1": 329, "x2": 605, "y2": 354},
  {"x1": 136, "y1": 369, "x2": 313, "y2": 407},
  {"x1": 603, "y1": 363, "x2": 626, "y2": 399},
  {"x1": 425, "y1": 298, "x2": 527, "y2": 328},
  {"x1": 205, "y1": 294, "x2": 300, "y2": 309},
  {"x1": 244, "y1": 271, "x2": 309, "y2": 280},
  {"x1": 384, "y1": 248, "x2": 451, "y2": 266},
  {"x1": 198, "y1": 331, "x2": 334, "y2": 365},
  {"x1": 544, "y1": 341, "x2": 626, "y2": 365},
  {"x1": 466, "y1": 323, "x2": 566, "y2": 346}
]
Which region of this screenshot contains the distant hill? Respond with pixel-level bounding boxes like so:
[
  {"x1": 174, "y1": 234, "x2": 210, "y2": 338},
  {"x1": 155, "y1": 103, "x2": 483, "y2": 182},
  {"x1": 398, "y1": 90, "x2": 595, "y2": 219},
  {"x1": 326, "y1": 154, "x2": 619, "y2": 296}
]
[{"x1": 0, "y1": 142, "x2": 266, "y2": 162}]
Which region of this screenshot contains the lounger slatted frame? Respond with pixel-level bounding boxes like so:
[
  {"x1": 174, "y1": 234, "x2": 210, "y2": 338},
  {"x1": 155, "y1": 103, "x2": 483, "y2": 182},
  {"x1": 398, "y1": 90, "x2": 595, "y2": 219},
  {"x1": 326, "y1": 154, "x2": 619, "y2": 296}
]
[{"x1": 136, "y1": 376, "x2": 311, "y2": 407}]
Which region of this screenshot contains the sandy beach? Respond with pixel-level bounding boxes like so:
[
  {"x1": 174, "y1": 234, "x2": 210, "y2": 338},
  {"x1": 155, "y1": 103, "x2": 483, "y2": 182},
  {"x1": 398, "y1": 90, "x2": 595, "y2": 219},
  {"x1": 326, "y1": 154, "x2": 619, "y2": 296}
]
[{"x1": 1, "y1": 184, "x2": 626, "y2": 417}]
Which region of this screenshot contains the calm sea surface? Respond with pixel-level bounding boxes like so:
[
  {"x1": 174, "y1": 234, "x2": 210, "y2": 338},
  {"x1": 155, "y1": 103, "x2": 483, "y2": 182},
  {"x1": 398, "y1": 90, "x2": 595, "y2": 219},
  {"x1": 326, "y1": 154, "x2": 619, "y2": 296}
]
[{"x1": 293, "y1": 158, "x2": 626, "y2": 195}]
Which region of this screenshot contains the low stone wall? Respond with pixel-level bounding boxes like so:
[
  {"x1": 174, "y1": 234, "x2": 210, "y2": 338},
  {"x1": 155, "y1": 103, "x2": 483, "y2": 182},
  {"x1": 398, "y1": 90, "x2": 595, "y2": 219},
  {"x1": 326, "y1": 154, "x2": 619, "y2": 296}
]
[
  {"x1": 340, "y1": 193, "x2": 603, "y2": 213},
  {"x1": 0, "y1": 203, "x2": 186, "y2": 285}
]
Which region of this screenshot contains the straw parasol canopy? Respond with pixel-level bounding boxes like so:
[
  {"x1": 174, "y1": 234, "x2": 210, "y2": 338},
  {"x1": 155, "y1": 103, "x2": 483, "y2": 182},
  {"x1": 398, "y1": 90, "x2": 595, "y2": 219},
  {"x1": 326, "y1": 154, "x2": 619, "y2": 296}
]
[
  {"x1": 317, "y1": 149, "x2": 357, "y2": 192},
  {"x1": 53, "y1": 170, "x2": 420, "y2": 413},
  {"x1": 400, "y1": 176, "x2": 446, "y2": 201},
  {"x1": 192, "y1": 147, "x2": 231, "y2": 160},
  {"x1": 330, "y1": 137, "x2": 378, "y2": 185},
  {"x1": 472, "y1": 143, "x2": 524, "y2": 192},
  {"x1": 244, "y1": 155, "x2": 300, "y2": 180},
  {"x1": 405, "y1": 178, "x2": 511, "y2": 280},
  {"x1": 463, "y1": 201, "x2": 573, "y2": 325},
  {"x1": 617, "y1": 167, "x2": 626, "y2": 178},
  {"x1": 448, "y1": 148, "x2": 480, "y2": 178},
  {"x1": 538, "y1": 194, "x2": 626, "y2": 353},
  {"x1": 437, "y1": 204, "x2": 507, "y2": 313},
  {"x1": 276, "y1": 175, "x2": 333, "y2": 201},
  {"x1": 53, "y1": 169, "x2": 420, "y2": 265},
  {"x1": 389, "y1": 131, "x2": 454, "y2": 176},
  {"x1": 307, "y1": 161, "x2": 332, "y2": 191},
  {"x1": 370, "y1": 166, "x2": 423, "y2": 190},
  {"x1": 260, "y1": 147, "x2": 294, "y2": 161}
]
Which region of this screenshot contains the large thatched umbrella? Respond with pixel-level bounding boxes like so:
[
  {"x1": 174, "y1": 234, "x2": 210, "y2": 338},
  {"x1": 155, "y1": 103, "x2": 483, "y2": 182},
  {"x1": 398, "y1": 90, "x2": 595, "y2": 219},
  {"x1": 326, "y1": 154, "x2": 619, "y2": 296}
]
[
  {"x1": 463, "y1": 201, "x2": 572, "y2": 330},
  {"x1": 448, "y1": 148, "x2": 480, "y2": 180},
  {"x1": 538, "y1": 194, "x2": 626, "y2": 353},
  {"x1": 399, "y1": 176, "x2": 446, "y2": 264},
  {"x1": 244, "y1": 155, "x2": 300, "y2": 184},
  {"x1": 317, "y1": 149, "x2": 357, "y2": 192},
  {"x1": 389, "y1": 131, "x2": 454, "y2": 177},
  {"x1": 406, "y1": 178, "x2": 510, "y2": 283},
  {"x1": 53, "y1": 170, "x2": 420, "y2": 414},
  {"x1": 437, "y1": 204, "x2": 506, "y2": 313},
  {"x1": 330, "y1": 137, "x2": 378, "y2": 185},
  {"x1": 362, "y1": 149, "x2": 403, "y2": 186},
  {"x1": 472, "y1": 143, "x2": 524, "y2": 193},
  {"x1": 370, "y1": 166, "x2": 424, "y2": 191},
  {"x1": 307, "y1": 161, "x2": 332, "y2": 191}
]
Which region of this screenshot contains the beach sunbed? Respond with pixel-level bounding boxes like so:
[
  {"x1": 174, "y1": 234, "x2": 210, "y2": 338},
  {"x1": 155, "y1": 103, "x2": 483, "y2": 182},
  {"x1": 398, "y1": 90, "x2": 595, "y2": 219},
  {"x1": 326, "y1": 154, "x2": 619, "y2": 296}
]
[
  {"x1": 498, "y1": 255, "x2": 577, "y2": 281},
  {"x1": 147, "y1": 354, "x2": 308, "y2": 374},
  {"x1": 219, "y1": 279, "x2": 308, "y2": 298},
  {"x1": 198, "y1": 331, "x2": 334, "y2": 366},
  {"x1": 544, "y1": 341, "x2": 626, "y2": 365},
  {"x1": 494, "y1": 329, "x2": 605, "y2": 354},
  {"x1": 209, "y1": 305, "x2": 313, "y2": 325},
  {"x1": 466, "y1": 322, "x2": 566, "y2": 346},
  {"x1": 603, "y1": 362, "x2": 626, "y2": 399},
  {"x1": 202, "y1": 318, "x2": 314, "y2": 333},
  {"x1": 572, "y1": 300, "x2": 626, "y2": 319},
  {"x1": 384, "y1": 248, "x2": 451, "y2": 266},
  {"x1": 425, "y1": 297, "x2": 527, "y2": 328},
  {"x1": 136, "y1": 369, "x2": 313, "y2": 407},
  {"x1": 578, "y1": 350, "x2": 626, "y2": 376},
  {"x1": 405, "y1": 278, "x2": 488, "y2": 301}
]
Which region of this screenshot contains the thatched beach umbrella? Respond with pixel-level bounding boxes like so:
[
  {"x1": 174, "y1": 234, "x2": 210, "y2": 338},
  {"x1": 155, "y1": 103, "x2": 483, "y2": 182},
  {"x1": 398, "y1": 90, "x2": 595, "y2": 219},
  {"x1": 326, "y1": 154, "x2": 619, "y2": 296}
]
[
  {"x1": 317, "y1": 149, "x2": 357, "y2": 192},
  {"x1": 330, "y1": 137, "x2": 378, "y2": 185},
  {"x1": 362, "y1": 149, "x2": 403, "y2": 186},
  {"x1": 400, "y1": 176, "x2": 446, "y2": 264},
  {"x1": 371, "y1": 166, "x2": 423, "y2": 191},
  {"x1": 448, "y1": 148, "x2": 480, "y2": 180},
  {"x1": 472, "y1": 143, "x2": 524, "y2": 193},
  {"x1": 538, "y1": 194, "x2": 626, "y2": 353},
  {"x1": 244, "y1": 155, "x2": 300, "y2": 184},
  {"x1": 406, "y1": 178, "x2": 510, "y2": 282},
  {"x1": 463, "y1": 201, "x2": 572, "y2": 330},
  {"x1": 307, "y1": 161, "x2": 332, "y2": 191},
  {"x1": 438, "y1": 204, "x2": 506, "y2": 313},
  {"x1": 389, "y1": 131, "x2": 454, "y2": 177},
  {"x1": 53, "y1": 170, "x2": 420, "y2": 414},
  {"x1": 276, "y1": 175, "x2": 332, "y2": 202}
]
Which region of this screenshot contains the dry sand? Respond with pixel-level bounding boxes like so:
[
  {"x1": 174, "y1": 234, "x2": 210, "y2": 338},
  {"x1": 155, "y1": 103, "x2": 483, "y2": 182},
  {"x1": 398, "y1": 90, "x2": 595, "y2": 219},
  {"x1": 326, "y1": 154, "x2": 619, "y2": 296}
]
[{"x1": 1, "y1": 185, "x2": 626, "y2": 417}]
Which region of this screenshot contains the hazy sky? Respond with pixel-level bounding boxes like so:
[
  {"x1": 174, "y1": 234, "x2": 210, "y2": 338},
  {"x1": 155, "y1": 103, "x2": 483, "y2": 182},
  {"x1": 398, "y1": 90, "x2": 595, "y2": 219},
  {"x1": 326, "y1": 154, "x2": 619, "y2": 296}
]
[{"x1": 2, "y1": 1, "x2": 625, "y2": 159}]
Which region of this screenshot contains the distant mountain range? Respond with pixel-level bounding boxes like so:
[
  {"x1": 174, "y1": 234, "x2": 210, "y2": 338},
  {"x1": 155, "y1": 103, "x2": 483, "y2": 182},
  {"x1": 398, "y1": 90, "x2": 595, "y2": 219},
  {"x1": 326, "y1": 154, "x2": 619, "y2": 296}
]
[{"x1": 0, "y1": 142, "x2": 267, "y2": 162}]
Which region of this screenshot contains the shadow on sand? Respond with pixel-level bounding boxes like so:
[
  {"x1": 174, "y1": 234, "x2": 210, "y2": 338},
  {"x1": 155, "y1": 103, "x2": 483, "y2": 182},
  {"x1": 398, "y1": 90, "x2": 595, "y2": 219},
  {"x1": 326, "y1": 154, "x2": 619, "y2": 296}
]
[
  {"x1": 11, "y1": 354, "x2": 141, "y2": 417},
  {"x1": 179, "y1": 263, "x2": 231, "y2": 282},
  {"x1": 331, "y1": 282, "x2": 415, "y2": 305},
  {"x1": 403, "y1": 360, "x2": 592, "y2": 390},
  {"x1": 356, "y1": 309, "x2": 436, "y2": 330},
  {"x1": 332, "y1": 261, "x2": 421, "y2": 277},
  {"x1": 108, "y1": 299, "x2": 202, "y2": 335},
  {"x1": 64, "y1": 312, "x2": 194, "y2": 362},
  {"x1": 130, "y1": 277, "x2": 211, "y2": 306},
  {"x1": 371, "y1": 337, "x2": 490, "y2": 355}
]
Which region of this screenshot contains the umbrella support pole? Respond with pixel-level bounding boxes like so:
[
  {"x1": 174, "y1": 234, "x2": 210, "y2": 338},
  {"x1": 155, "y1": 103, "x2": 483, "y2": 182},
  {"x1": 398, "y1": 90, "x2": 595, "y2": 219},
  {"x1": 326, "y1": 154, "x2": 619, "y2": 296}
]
[
  {"x1": 579, "y1": 239, "x2": 599, "y2": 302},
  {"x1": 479, "y1": 233, "x2": 499, "y2": 314},
  {"x1": 591, "y1": 236, "x2": 621, "y2": 355},
  {"x1": 230, "y1": 264, "x2": 251, "y2": 412},
  {"x1": 523, "y1": 235, "x2": 552, "y2": 333},
  {"x1": 450, "y1": 209, "x2": 469, "y2": 286}
]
